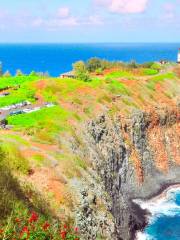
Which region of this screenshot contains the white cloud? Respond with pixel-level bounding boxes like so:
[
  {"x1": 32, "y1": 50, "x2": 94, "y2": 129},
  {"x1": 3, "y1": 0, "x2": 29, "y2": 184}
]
[
  {"x1": 57, "y1": 7, "x2": 70, "y2": 18},
  {"x1": 94, "y1": 0, "x2": 149, "y2": 14},
  {"x1": 32, "y1": 16, "x2": 78, "y2": 30},
  {"x1": 87, "y1": 15, "x2": 104, "y2": 25}
]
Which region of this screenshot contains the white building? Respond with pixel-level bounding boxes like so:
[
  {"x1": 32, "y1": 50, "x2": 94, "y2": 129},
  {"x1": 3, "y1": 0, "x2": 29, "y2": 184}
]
[{"x1": 178, "y1": 49, "x2": 180, "y2": 63}]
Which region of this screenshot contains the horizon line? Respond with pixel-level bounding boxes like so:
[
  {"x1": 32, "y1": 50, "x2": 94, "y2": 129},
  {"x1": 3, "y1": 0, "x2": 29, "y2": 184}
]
[{"x1": 0, "y1": 42, "x2": 180, "y2": 44}]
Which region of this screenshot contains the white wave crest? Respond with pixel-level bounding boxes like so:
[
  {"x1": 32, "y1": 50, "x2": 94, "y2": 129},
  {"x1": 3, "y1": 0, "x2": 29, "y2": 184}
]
[
  {"x1": 136, "y1": 231, "x2": 152, "y2": 240},
  {"x1": 134, "y1": 186, "x2": 180, "y2": 239}
]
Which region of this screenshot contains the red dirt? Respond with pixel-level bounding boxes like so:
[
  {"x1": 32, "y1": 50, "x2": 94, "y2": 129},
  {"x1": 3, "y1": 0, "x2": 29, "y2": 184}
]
[{"x1": 25, "y1": 167, "x2": 66, "y2": 204}]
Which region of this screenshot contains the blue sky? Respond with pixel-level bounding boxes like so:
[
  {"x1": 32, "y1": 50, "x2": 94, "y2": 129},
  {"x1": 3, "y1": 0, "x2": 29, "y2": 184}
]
[{"x1": 0, "y1": 0, "x2": 180, "y2": 42}]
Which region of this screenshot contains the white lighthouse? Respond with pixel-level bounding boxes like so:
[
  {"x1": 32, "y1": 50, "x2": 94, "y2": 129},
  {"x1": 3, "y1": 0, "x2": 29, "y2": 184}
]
[{"x1": 178, "y1": 49, "x2": 180, "y2": 64}]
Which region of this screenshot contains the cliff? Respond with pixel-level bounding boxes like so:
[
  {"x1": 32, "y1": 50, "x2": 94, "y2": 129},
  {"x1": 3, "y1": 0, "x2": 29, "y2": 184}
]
[
  {"x1": 0, "y1": 64, "x2": 180, "y2": 239},
  {"x1": 82, "y1": 106, "x2": 180, "y2": 239},
  {"x1": 71, "y1": 105, "x2": 180, "y2": 239}
]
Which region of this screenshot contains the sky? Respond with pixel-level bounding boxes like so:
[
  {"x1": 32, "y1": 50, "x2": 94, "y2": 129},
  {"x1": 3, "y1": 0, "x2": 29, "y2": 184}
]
[{"x1": 0, "y1": 0, "x2": 180, "y2": 43}]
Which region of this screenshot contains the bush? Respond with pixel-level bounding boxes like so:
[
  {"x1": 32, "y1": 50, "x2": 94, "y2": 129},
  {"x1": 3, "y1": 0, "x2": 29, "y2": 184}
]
[
  {"x1": 16, "y1": 69, "x2": 24, "y2": 76},
  {"x1": 0, "y1": 212, "x2": 80, "y2": 240},
  {"x1": 29, "y1": 71, "x2": 38, "y2": 77},
  {"x1": 3, "y1": 70, "x2": 11, "y2": 77},
  {"x1": 95, "y1": 68, "x2": 103, "y2": 75},
  {"x1": 143, "y1": 69, "x2": 159, "y2": 75},
  {"x1": 86, "y1": 58, "x2": 102, "y2": 72},
  {"x1": 73, "y1": 61, "x2": 90, "y2": 82},
  {"x1": 140, "y1": 62, "x2": 154, "y2": 68},
  {"x1": 151, "y1": 63, "x2": 161, "y2": 71},
  {"x1": 127, "y1": 60, "x2": 139, "y2": 69}
]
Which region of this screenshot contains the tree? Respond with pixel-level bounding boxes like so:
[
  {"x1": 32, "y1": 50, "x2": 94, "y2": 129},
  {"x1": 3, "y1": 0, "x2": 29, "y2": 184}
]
[
  {"x1": 127, "y1": 60, "x2": 138, "y2": 69},
  {"x1": 29, "y1": 71, "x2": 38, "y2": 76},
  {"x1": 151, "y1": 62, "x2": 161, "y2": 71},
  {"x1": 16, "y1": 69, "x2": 23, "y2": 76},
  {"x1": 3, "y1": 70, "x2": 11, "y2": 77},
  {"x1": 73, "y1": 61, "x2": 90, "y2": 82},
  {"x1": 95, "y1": 68, "x2": 103, "y2": 75},
  {"x1": 86, "y1": 57, "x2": 102, "y2": 72},
  {"x1": 0, "y1": 62, "x2": 3, "y2": 77},
  {"x1": 141, "y1": 62, "x2": 154, "y2": 68}
]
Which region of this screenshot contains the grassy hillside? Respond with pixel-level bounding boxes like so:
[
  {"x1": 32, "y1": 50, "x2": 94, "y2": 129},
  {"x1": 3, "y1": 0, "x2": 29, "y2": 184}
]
[{"x1": 0, "y1": 62, "x2": 179, "y2": 239}]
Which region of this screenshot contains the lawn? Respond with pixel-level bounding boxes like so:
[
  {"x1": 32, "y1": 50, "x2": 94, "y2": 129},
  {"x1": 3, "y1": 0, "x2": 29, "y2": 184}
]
[
  {"x1": 106, "y1": 70, "x2": 133, "y2": 79},
  {"x1": 107, "y1": 79, "x2": 131, "y2": 95},
  {"x1": 0, "y1": 76, "x2": 39, "y2": 90},
  {"x1": 143, "y1": 68, "x2": 159, "y2": 75},
  {"x1": 7, "y1": 106, "x2": 72, "y2": 142},
  {"x1": 0, "y1": 83, "x2": 36, "y2": 107}
]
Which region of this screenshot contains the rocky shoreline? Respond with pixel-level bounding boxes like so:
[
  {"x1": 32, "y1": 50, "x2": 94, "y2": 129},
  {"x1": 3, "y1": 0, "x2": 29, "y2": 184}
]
[{"x1": 133, "y1": 183, "x2": 180, "y2": 239}]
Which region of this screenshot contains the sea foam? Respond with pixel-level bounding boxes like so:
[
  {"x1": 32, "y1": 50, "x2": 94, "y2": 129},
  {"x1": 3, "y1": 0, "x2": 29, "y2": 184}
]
[{"x1": 134, "y1": 185, "x2": 180, "y2": 240}]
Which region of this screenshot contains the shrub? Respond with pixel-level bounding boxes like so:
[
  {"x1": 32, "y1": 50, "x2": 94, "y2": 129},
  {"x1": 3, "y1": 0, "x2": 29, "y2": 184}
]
[
  {"x1": 143, "y1": 68, "x2": 159, "y2": 75},
  {"x1": 16, "y1": 69, "x2": 24, "y2": 76},
  {"x1": 127, "y1": 60, "x2": 139, "y2": 69},
  {"x1": 95, "y1": 68, "x2": 103, "y2": 75},
  {"x1": 151, "y1": 62, "x2": 161, "y2": 71},
  {"x1": 73, "y1": 61, "x2": 90, "y2": 82},
  {"x1": 140, "y1": 62, "x2": 154, "y2": 68},
  {"x1": 29, "y1": 71, "x2": 38, "y2": 77},
  {"x1": 3, "y1": 70, "x2": 11, "y2": 77},
  {"x1": 86, "y1": 57, "x2": 102, "y2": 72},
  {"x1": 0, "y1": 212, "x2": 80, "y2": 240}
]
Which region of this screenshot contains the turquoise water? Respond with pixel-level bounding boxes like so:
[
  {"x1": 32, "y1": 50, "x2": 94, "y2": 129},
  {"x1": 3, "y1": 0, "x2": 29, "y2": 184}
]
[
  {"x1": 0, "y1": 43, "x2": 180, "y2": 76},
  {"x1": 138, "y1": 189, "x2": 180, "y2": 240}
]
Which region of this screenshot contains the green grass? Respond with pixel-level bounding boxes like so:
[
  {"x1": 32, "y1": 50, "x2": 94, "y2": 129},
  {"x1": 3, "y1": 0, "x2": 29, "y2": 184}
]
[
  {"x1": 32, "y1": 154, "x2": 46, "y2": 167},
  {"x1": 0, "y1": 133, "x2": 30, "y2": 146},
  {"x1": 143, "y1": 68, "x2": 159, "y2": 75},
  {"x1": 0, "y1": 83, "x2": 36, "y2": 107},
  {"x1": 106, "y1": 70, "x2": 133, "y2": 78},
  {"x1": 107, "y1": 80, "x2": 131, "y2": 95},
  {"x1": 7, "y1": 106, "x2": 72, "y2": 142},
  {"x1": 0, "y1": 141, "x2": 29, "y2": 174},
  {"x1": 0, "y1": 76, "x2": 39, "y2": 90},
  {"x1": 147, "y1": 72, "x2": 175, "y2": 91}
]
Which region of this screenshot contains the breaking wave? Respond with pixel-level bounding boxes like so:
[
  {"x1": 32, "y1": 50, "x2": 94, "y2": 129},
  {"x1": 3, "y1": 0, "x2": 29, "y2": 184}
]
[{"x1": 134, "y1": 185, "x2": 180, "y2": 240}]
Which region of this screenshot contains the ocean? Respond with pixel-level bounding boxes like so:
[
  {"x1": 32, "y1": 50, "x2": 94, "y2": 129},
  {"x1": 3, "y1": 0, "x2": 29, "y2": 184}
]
[
  {"x1": 135, "y1": 186, "x2": 180, "y2": 240},
  {"x1": 0, "y1": 43, "x2": 180, "y2": 76}
]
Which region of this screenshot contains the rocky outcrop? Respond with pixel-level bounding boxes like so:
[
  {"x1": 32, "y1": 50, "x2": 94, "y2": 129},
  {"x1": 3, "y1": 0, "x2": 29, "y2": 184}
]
[{"x1": 77, "y1": 106, "x2": 180, "y2": 240}]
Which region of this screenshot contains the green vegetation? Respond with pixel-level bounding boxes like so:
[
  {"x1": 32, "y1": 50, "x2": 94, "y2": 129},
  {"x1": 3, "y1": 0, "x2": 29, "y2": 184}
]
[
  {"x1": 3, "y1": 70, "x2": 11, "y2": 77},
  {"x1": 73, "y1": 61, "x2": 90, "y2": 82},
  {"x1": 108, "y1": 79, "x2": 131, "y2": 95},
  {"x1": 0, "y1": 211, "x2": 80, "y2": 240},
  {"x1": 86, "y1": 57, "x2": 102, "y2": 72},
  {"x1": 8, "y1": 106, "x2": 70, "y2": 131},
  {"x1": 147, "y1": 72, "x2": 175, "y2": 91},
  {"x1": 150, "y1": 62, "x2": 161, "y2": 71},
  {"x1": 106, "y1": 70, "x2": 133, "y2": 78},
  {"x1": 0, "y1": 75, "x2": 39, "y2": 90},
  {"x1": 0, "y1": 58, "x2": 178, "y2": 238},
  {"x1": 0, "y1": 141, "x2": 29, "y2": 174},
  {"x1": 0, "y1": 83, "x2": 35, "y2": 107},
  {"x1": 143, "y1": 68, "x2": 159, "y2": 75}
]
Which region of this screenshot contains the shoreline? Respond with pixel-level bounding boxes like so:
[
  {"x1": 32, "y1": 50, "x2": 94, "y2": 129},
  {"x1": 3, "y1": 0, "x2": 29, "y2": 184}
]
[{"x1": 131, "y1": 182, "x2": 180, "y2": 240}]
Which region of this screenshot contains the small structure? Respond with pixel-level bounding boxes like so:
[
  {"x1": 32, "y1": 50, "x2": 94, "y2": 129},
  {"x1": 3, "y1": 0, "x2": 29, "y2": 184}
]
[
  {"x1": 159, "y1": 60, "x2": 168, "y2": 65},
  {"x1": 177, "y1": 49, "x2": 180, "y2": 64},
  {"x1": 60, "y1": 71, "x2": 75, "y2": 79}
]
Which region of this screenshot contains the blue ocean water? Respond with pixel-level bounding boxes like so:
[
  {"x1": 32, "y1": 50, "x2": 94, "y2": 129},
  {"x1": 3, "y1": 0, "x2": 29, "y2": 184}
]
[
  {"x1": 0, "y1": 43, "x2": 180, "y2": 76},
  {"x1": 138, "y1": 189, "x2": 180, "y2": 240}
]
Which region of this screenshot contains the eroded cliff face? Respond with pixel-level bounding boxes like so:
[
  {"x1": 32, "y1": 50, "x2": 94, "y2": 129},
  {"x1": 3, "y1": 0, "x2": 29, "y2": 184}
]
[{"x1": 75, "y1": 105, "x2": 180, "y2": 240}]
